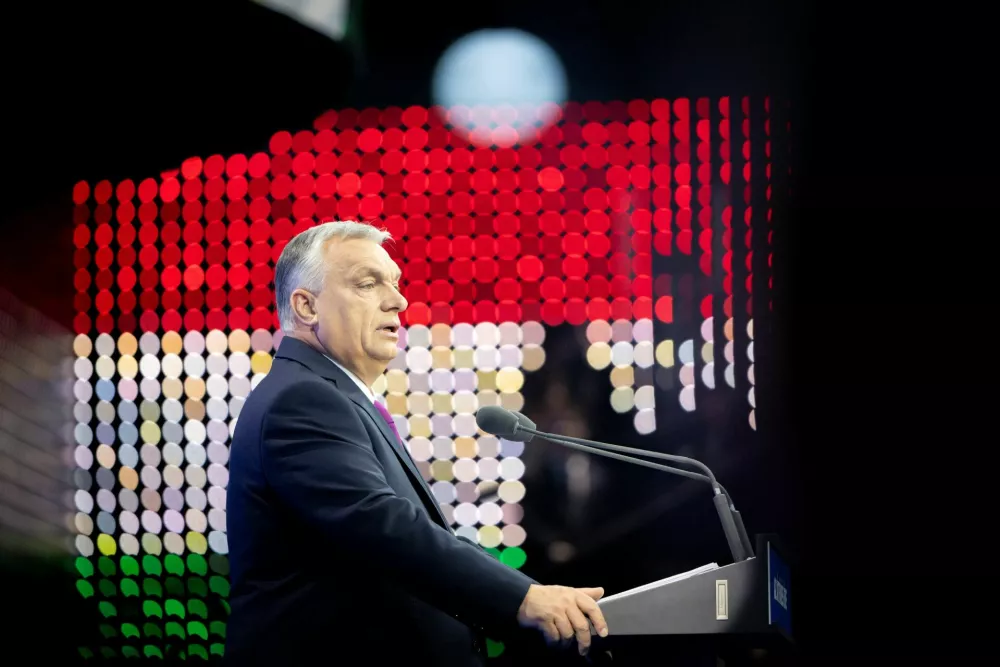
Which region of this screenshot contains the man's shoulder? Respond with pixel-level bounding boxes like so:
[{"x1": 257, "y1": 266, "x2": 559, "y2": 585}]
[
  {"x1": 233, "y1": 358, "x2": 355, "y2": 447},
  {"x1": 250, "y1": 356, "x2": 342, "y2": 403},
  {"x1": 245, "y1": 358, "x2": 363, "y2": 424}
]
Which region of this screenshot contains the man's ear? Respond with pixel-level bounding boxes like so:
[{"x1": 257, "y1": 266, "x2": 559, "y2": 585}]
[{"x1": 290, "y1": 289, "x2": 319, "y2": 327}]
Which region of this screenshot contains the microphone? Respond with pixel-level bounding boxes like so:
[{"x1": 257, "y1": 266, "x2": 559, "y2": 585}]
[
  {"x1": 541, "y1": 425, "x2": 754, "y2": 562},
  {"x1": 475, "y1": 405, "x2": 530, "y2": 443},
  {"x1": 505, "y1": 407, "x2": 752, "y2": 561},
  {"x1": 472, "y1": 410, "x2": 534, "y2": 501},
  {"x1": 516, "y1": 410, "x2": 753, "y2": 561},
  {"x1": 476, "y1": 406, "x2": 753, "y2": 562}
]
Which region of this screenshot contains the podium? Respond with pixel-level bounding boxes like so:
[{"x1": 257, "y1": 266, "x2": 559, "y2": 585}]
[{"x1": 592, "y1": 535, "x2": 792, "y2": 666}]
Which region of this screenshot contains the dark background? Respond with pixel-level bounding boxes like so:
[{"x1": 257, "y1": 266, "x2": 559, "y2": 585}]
[{"x1": 2, "y1": 0, "x2": 995, "y2": 662}]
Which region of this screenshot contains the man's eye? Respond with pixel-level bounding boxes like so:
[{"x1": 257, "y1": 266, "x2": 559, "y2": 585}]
[{"x1": 359, "y1": 283, "x2": 375, "y2": 290}]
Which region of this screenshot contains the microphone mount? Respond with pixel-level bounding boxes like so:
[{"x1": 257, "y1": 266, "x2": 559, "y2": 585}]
[{"x1": 475, "y1": 405, "x2": 754, "y2": 562}]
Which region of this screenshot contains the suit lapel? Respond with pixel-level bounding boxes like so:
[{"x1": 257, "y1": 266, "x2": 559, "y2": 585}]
[
  {"x1": 346, "y1": 394, "x2": 451, "y2": 528},
  {"x1": 275, "y1": 338, "x2": 450, "y2": 529}
]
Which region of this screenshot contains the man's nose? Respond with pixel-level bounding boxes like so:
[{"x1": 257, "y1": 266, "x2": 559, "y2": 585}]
[{"x1": 386, "y1": 288, "x2": 407, "y2": 311}]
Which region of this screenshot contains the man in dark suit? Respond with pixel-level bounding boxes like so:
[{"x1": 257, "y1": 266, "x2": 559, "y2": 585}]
[{"x1": 225, "y1": 221, "x2": 608, "y2": 665}]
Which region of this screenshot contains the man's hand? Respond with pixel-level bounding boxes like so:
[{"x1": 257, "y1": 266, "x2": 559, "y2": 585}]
[{"x1": 516, "y1": 584, "x2": 609, "y2": 655}]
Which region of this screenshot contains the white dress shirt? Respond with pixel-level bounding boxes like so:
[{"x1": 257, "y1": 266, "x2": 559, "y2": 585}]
[{"x1": 324, "y1": 355, "x2": 376, "y2": 404}]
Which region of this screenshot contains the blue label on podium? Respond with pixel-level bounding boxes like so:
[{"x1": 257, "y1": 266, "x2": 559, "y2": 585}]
[{"x1": 767, "y1": 541, "x2": 791, "y2": 637}]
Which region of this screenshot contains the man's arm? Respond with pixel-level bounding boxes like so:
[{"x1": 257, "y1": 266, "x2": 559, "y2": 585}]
[{"x1": 259, "y1": 379, "x2": 534, "y2": 628}]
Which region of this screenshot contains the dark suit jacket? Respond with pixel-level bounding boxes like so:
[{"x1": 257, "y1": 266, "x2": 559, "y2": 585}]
[{"x1": 224, "y1": 337, "x2": 535, "y2": 666}]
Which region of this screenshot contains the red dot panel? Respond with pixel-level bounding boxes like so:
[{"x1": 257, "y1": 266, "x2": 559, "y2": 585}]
[{"x1": 71, "y1": 98, "x2": 773, "y2": 336}]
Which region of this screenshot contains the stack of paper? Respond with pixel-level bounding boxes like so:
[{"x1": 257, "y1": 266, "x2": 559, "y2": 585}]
[{"x1": 599, "y1": 563, "x2": 720, "y2": 603}]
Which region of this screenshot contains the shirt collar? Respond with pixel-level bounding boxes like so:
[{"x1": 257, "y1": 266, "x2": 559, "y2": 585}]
[{"x1": 324, "y1": 355, "x2": 375, "y2": 403}]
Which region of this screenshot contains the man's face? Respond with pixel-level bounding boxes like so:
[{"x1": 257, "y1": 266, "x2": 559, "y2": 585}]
[{"x1": 297, "y1": 237, "x2": 406, "y2": 384}]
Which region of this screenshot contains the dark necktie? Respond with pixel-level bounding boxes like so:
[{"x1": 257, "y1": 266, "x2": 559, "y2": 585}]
[{"x1": 373, "y1": 400, "x2": 405, "y2": 449}]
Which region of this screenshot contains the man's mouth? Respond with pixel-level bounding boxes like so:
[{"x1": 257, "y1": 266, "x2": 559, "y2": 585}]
[{"x1": 378, "y1": 324, "x2": 399, "y2": 333}]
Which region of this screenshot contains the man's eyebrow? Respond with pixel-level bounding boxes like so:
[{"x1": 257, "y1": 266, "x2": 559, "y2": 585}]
[{"x1": 350, "y1": 265, "x2": 402, "y2": 282}]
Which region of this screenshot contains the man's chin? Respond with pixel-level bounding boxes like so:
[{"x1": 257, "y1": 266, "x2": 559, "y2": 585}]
[{"x1": 370, "y1": 346, "x2": 400, "y2": 362}]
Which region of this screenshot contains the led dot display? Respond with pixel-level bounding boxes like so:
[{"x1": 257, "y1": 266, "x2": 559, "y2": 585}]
[
  {"x1": 739, "y1": 96, "x2": 768, "y2": 430},
  {"x1": 71, "y1": 97, "x2": 773, "y2": 659},
  {"x1": 72, "y1": 321, "x2": 266, "y2": 658},
  {"x1": 720, "y1": 97, "x2": 737, "y2": 392},
  {"x1": 643, "y1": 94, "x2": 771, "y2": 428},
  {"x1": 584, "y1": 317, "x2": 656, "y2": 432}
]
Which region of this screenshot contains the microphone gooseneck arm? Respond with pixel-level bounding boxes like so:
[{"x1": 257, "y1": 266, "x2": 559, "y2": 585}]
[
  {"x1": 519, "y1": 427, "x2": 723, "y2": 493},
  {"x1": 519, "y1": 426, "x2": 719, "y2": 490},
  {"x1": 519, "y1": 425, "x2": 753, "y2": 561}
]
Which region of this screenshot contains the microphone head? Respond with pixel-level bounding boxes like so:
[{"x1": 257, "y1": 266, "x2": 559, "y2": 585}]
[
  {"x1": 508, "y1": 410, "x2": 536, "y2": 442},
  {"x1": 476, "y1": 405, "x2": 519, "y2": 438}
]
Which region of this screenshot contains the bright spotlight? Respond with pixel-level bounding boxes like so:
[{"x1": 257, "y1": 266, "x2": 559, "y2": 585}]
[{"x1": 432, "y1": 28, "x2": 567, "y2": 147}]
